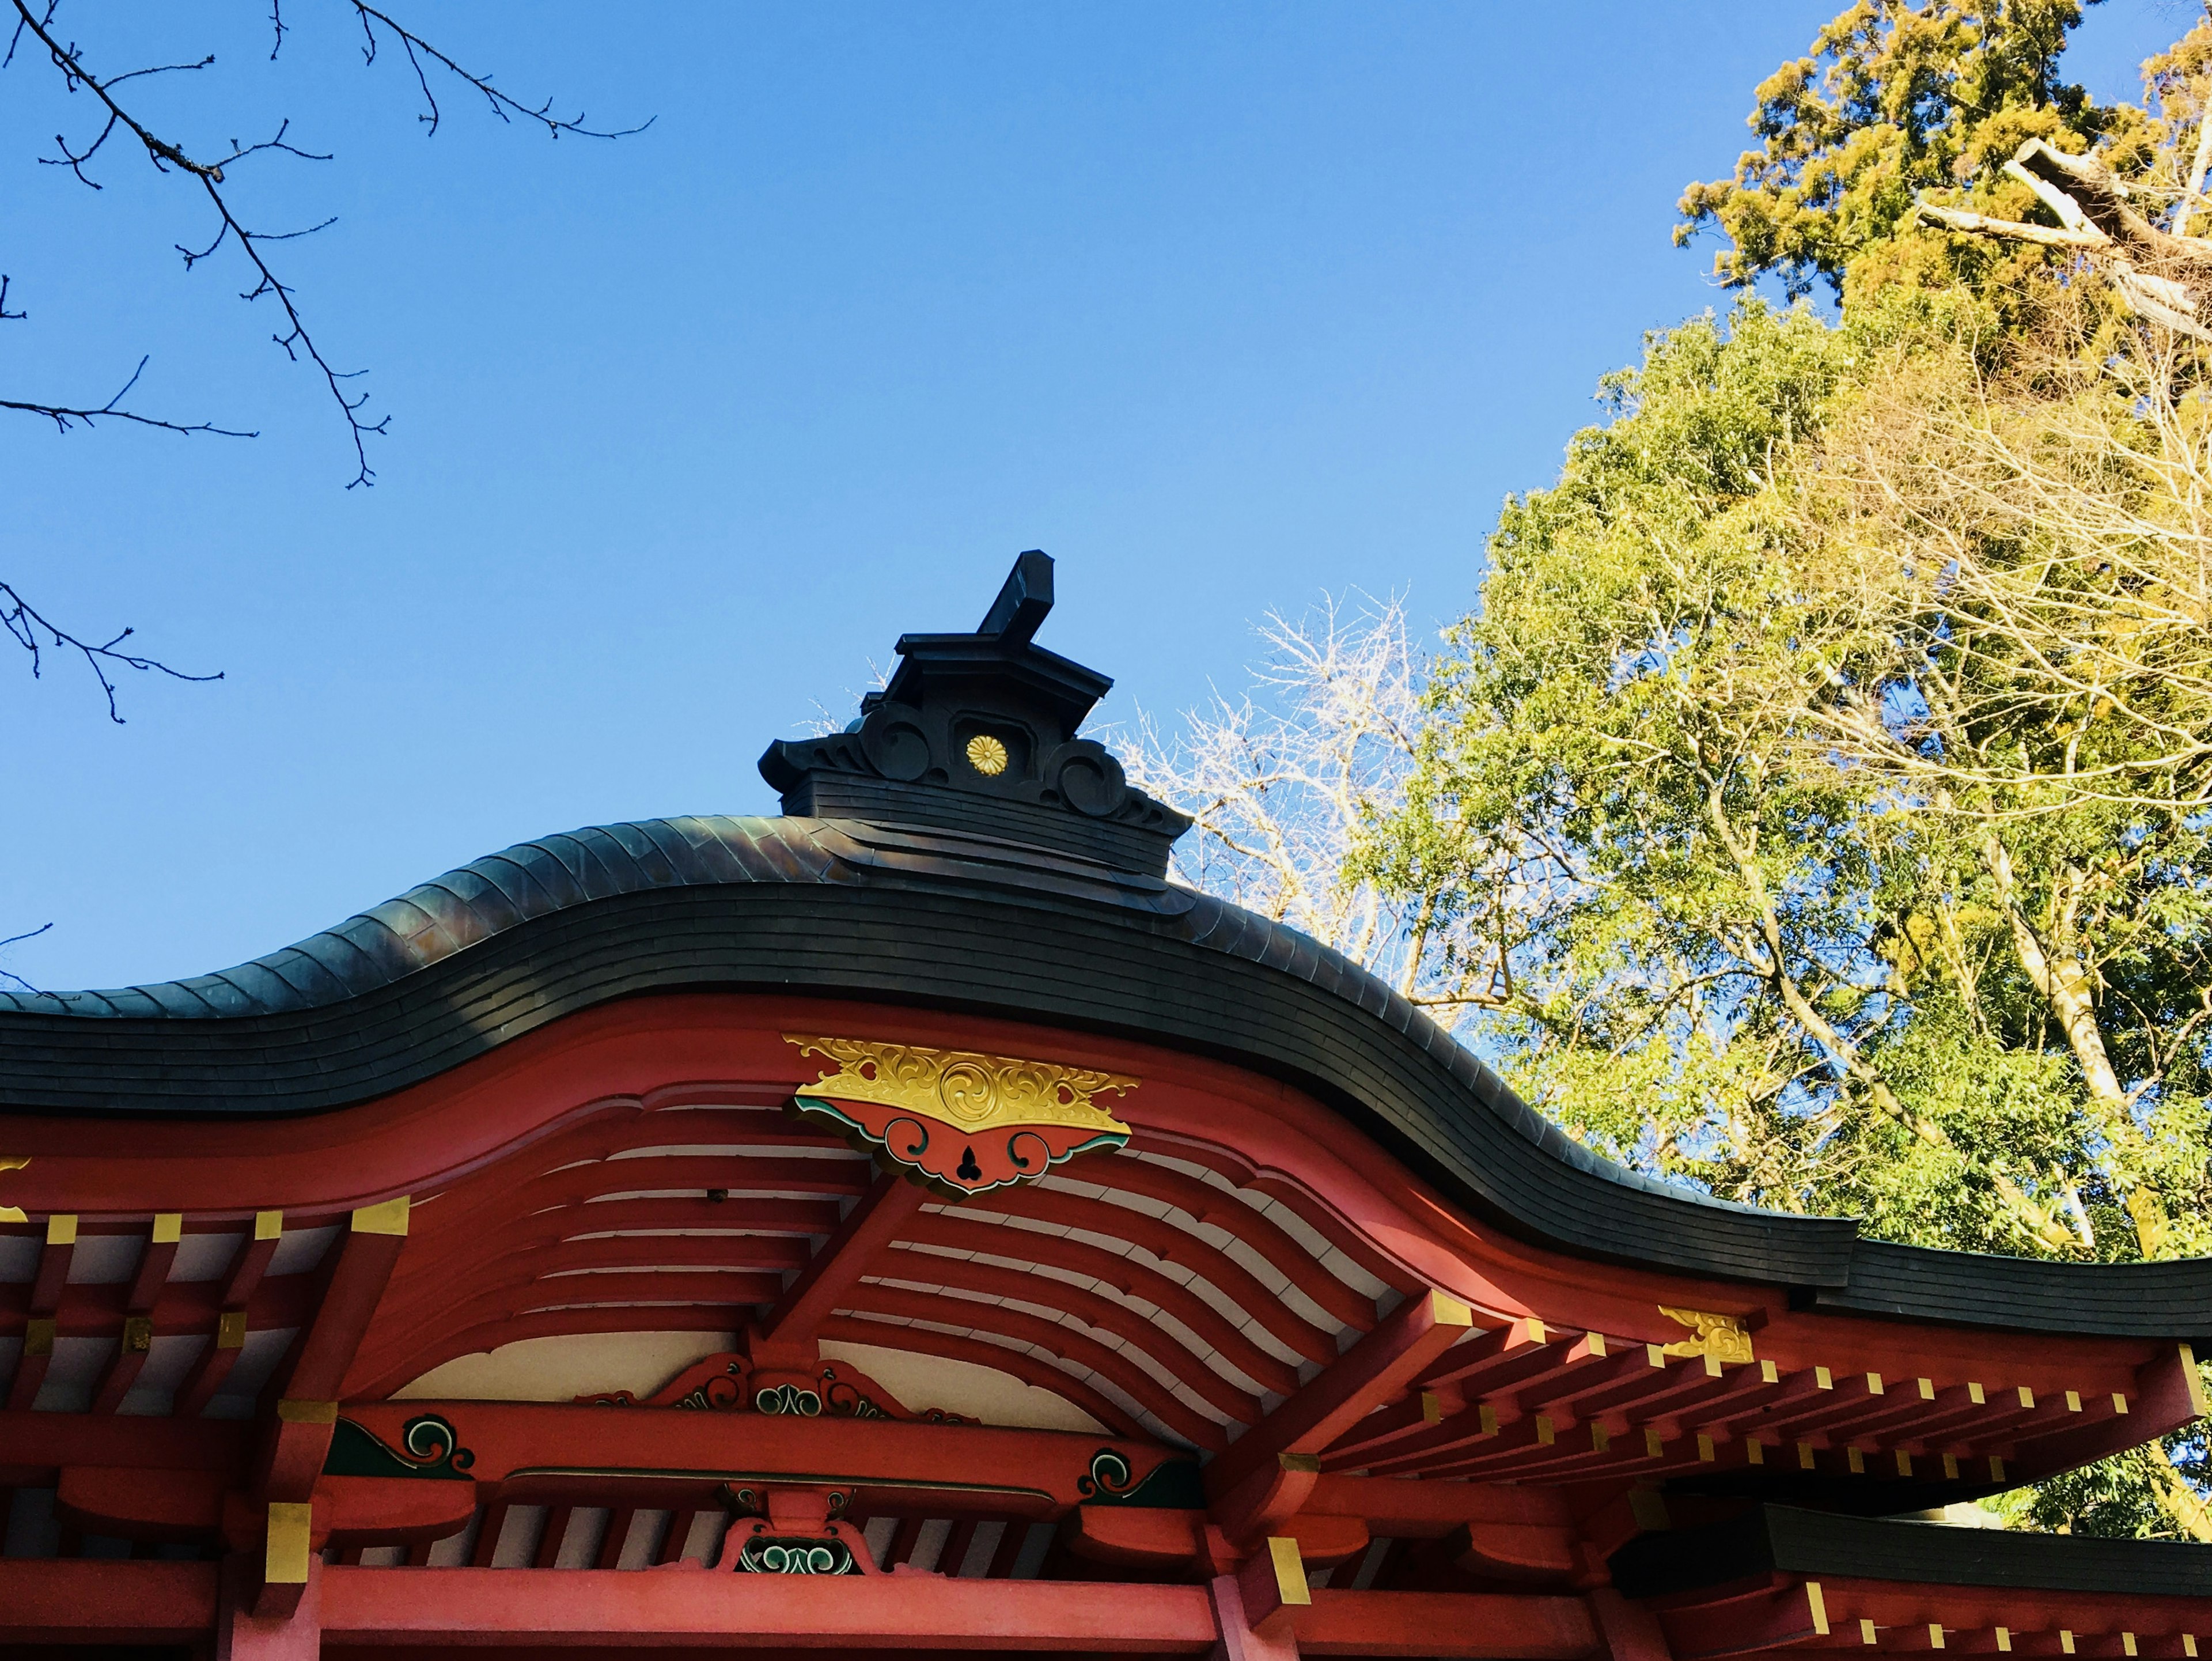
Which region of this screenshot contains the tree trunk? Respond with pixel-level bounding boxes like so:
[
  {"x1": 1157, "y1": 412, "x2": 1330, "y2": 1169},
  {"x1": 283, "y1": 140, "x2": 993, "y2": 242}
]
[
  {"x1": 1979, "y1": 833, "x2": 2168, "y2": 1259},
  {"x1": 1705, "y1": 789, "x2": 2085, "y2": 1252}
]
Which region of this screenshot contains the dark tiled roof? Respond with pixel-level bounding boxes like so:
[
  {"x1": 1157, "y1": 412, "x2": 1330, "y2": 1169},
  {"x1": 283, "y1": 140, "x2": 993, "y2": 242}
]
[{"x1": 1612, "y1": 1503, "x2": 2212, "y2": 1599}]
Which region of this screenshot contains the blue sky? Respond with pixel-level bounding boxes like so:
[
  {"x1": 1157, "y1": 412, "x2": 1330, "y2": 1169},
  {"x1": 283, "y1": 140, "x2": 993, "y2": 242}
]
[{"x1": 2, "y1": 1, "x2": 2193, "y2": 992}]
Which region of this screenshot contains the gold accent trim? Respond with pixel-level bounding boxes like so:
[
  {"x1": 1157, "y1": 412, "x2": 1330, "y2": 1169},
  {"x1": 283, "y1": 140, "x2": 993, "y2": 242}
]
[
  {"x1": 1657, "y1": 1306, "x2": 1754, "y2": 1364},
  {"x1": 46, "y1": 1213, "x2": 76, "y2": 1247},
  {"x1": 123, "y1": 1316, "x2": 153, "y2": 1354},
  {"x1": 1425, "y1": 1290, "x2": 1474, "y2": 1328},
  {"x1": 351, "y1": 1197, "x2": 410, "y2": 1236},
  {"x1": 1806, "y1": 1582, "x2": 1830, "y2": 1637},
  {"x1": 24, "y1": 1316, "x2": 54, "y2": 1357},
  {"x1": 254, "y1": 1210, "x2": 284, "y2": 1242},
  {"x1": 2181, "y1": 1344, "x2": 2209, "y2": 1419},
  {"x1": 151, "y1": 1213, "x2": 183, "y2": 1245},
  {"x1": 1263, "y1": 1537, "x2": 1310, "y2": 1607},
  {"x1": 278, "y1": 1398, "x2": 338, "y2": 1424},
  {"x1": 785, "y1": 1035, "x2": 1137, "y2": 1136},
  {"x1": 0, "y1": 1156, "x2": 26, "y2": 1224},
  {"x1": 965, "y1": 733, "x2": 1010, "y2": 776},
  {"x1": 266, "y1": 1501, "x2": 313, "y2": 1585},
  {"x1": 217, "y1": 1309, "x2": 248, "y2": 1349}
]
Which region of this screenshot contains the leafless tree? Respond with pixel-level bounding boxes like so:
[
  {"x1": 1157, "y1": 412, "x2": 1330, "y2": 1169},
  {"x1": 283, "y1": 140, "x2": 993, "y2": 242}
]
[
  {"x1": 2, "y1": 2, "x2": 647, "y2": 712},
  {"x1": 1118, "y1": 594, "x2": 1513, "y2": 1029}
]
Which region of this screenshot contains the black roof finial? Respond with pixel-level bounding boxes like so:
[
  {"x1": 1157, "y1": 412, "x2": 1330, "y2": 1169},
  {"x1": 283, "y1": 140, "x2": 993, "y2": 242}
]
[
  {"x1": 977, "y1": 550, "x2": 1054, "y2": 647},
  {"x1": 759, "y1": 551, "x2": 1191, "y2": 875}
]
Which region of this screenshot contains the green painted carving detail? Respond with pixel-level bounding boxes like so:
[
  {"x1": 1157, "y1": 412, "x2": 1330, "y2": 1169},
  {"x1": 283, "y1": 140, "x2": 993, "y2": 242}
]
[
  {"x1": 754, "y1": 1383, "x2": 823, "y2": 1416},
  {"x1": 737, "y1": 1533, "x2": 857, "y2": 1574},
  {"x1": 323, "y1": 1414, "x2": 475, "y2": 1480},
  {"x1": 1076, "y1": 1447, "x2": 1204, "y2": 1508}
]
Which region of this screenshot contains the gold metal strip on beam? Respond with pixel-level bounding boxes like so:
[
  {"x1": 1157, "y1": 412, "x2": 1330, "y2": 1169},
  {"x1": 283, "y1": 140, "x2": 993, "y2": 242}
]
[{"x1": 351, "y1": 1197, "x2": 410, "y2": 1235}]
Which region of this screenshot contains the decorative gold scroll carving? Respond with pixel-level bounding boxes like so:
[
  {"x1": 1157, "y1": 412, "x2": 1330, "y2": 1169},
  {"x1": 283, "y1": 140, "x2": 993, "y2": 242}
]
[
  {"x1": 783, "y1": 1035, "x2": 1137, "y2": 1137},
  {"x1": 1658, "y1": 1306, "x2": 1756, "y2": 1364},
  {"x1": 0, "y1": 1156, "x2": 26, "y2": 1225}
]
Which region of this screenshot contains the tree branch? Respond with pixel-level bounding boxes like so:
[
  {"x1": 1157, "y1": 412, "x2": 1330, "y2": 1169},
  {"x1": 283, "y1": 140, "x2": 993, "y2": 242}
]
[{"x1": 1, "y1": 581, "x2": 222, "y2": 722}]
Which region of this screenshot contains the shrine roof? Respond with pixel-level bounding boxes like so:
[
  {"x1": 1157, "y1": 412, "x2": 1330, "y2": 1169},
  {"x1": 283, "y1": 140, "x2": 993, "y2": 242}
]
[
  {"x1": 3, "y1": 806, "x2": 2209, "y2": 1344},
  {"x1": 5, "y1": 551, "x2": 2211, "y2": 1345}
]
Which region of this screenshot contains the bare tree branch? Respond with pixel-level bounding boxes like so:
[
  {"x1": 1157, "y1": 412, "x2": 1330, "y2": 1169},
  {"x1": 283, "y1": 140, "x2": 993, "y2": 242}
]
[
  {"x1": 0, "y1": 284, "x2": 257, "y2": 437},
  {"x1": 5, "y1": 1, "x2": 647, "y2": 486},
  {"x1": 0, "y1": 923, "x2": 51, "y2": 996},
  {"x1": 1, "y1": 581, "x2": 222, "y2": 722}
]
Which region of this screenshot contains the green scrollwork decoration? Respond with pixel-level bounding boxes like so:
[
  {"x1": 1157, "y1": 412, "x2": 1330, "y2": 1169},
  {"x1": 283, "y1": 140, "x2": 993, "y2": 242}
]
[
  {"x1": 1075, "y1": 1447, "x2": 1205, "y2": 1508},
  {"x1": 736, "y1": 1530, "x2": 855, "y2": 1575},
  {"x1": 753, "y1": 1383, "x2": 823, "y2": 1417},
  {"x1": 323, "y1": 1413, "x2": 475, "y2": 1481}
]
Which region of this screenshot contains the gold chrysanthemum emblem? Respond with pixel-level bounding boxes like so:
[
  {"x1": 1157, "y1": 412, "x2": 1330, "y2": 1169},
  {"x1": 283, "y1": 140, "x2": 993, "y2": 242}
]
[{"x1": 965, "y1": 733, "x2": 1009, "y2": 776}]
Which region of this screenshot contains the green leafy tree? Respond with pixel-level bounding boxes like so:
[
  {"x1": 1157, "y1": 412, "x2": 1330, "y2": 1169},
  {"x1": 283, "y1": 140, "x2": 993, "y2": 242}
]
[
  {"x1": 1676, "y1": 0, "x2": 2132, "y2": 305},
  {"x1": 1349, "y1": 2, "x2": 2212, "y2": 1538}
]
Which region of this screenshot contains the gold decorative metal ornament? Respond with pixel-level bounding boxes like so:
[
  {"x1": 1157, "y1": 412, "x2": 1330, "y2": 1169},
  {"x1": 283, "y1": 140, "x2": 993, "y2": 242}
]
[
  {"x1": 0, "y1": 1156, "x2": 25, "y2": 1225},
  {"x1": 964, "y1": 733, "x2": 1009, "y2": 776},
  {"x1": 1657, "y1": 1306, "x2": 1756, "y2": 1364},
  {"x1": 785, "y1": 1034, "x2": 1136, "y2": 1197}
]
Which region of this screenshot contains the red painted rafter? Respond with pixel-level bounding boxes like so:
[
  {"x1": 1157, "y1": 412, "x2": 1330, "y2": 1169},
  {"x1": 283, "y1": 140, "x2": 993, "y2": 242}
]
[
  {"x1": 89, "y1": 1212, "x2": 182, "y2": 1413},
  {"x1": 902, "y1": 1212, "x2": 1302, "y2": 1398},
  {"x1": 841, "y1": 1281, "x2": 1231, "y2": 1450},
  {"x1": 0, "y1": 1269, "x2": 316, "y2": 1351},
  {"x1": 870, "y1": 1250, "x2": 1266, "y2": 1427},
  {"x1": 964, "y1": 1184, "x2": 1339, "y2": 1364},
  {"x1": 3, "y1": 1213, "x2": 75, "y2": 1410},
  {"x1": 1123, "y1": 1133, "x2": 1418, "y2": 1299},
  {"x1": 173, "y1": 1210, "x2": 286, "y2": 1418},
  {"x1": 760, "y1": 1172, "x2": 928, "y2": 1349},
  {"x1": 1210, "y1": 1289, "x2": 1473, "y2": 1500},
  {"x1": 1080, "y1": 1154, "x2": 1378, "y2": 1334},
  {"x1": 821, "y1": 1312, "x2": 1141, "y2": 1437}
]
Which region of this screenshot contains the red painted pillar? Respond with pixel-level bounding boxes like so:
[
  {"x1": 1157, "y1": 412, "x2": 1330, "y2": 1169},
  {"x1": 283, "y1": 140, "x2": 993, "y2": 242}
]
[
  {"x1": 215, "y1": 1552, "x2": 320, "y2": 1661},
  {"x1": 1586, "y1": 1588, "x2": 1673, "y2": 1660},
  {"x1": 1203, "y1": 1565, "x2": 1300, "y2": 1654}
]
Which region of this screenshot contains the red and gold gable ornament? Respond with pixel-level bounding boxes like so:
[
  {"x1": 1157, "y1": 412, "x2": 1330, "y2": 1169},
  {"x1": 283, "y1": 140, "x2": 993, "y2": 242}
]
[{"x1": 784, "y1": 1035, "x2": 1136, "y2": 1198}]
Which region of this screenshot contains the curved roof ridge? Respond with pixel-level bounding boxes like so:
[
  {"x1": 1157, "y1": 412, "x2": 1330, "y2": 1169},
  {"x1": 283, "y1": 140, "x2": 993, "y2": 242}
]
[
  {"x1": 0, "y1": 811, "x2": 1747, "y2": 1227},
  {"x1": 0, "y1": 812, "x2": 789, "y2": 1021},
  {"x1": 22, "y1": 807, "x2": 2202, "y2": 1336}
]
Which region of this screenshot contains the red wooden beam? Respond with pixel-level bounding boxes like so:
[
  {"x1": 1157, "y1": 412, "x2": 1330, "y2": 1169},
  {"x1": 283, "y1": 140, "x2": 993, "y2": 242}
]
[
  {"x1": 1207, "y1": 1289, "x2": 1474, "y2": 1499},
  {"x1": 340, "y1": 1398, "x2": 1179, "y2": 1516},
  {"x1": 256, "y1": 1199, "x2": 411, "y2": 1505},
  {"x1": 175, "y1": 1209, "x2": 286, "y2": 1418},
  {"x1": 759, "y1": 1172, "x2": 927, "y2": 1351},
  {"x1": 0, "y1": 1557, "x2": 217, "y2": 1643},
  {"x1": 1297, "y1": 1587, "x2": 1596, "y2": 1658},
  {"x1": 0, "y1": 1410, "x2": 247, "y2": 1484},
  {"x1": 317, "y1": 1564, "x2": 1222, "y2": 1649},
  {"x1": 3, "y1": 1212, "x2": 75, "y2": 1410},
  {"x1": 288, "y1": 1197, "x2": 411, "y2": 1403},
  {"x1": 90, "y1": 1212, "x2": 183, "y2": 1413}
]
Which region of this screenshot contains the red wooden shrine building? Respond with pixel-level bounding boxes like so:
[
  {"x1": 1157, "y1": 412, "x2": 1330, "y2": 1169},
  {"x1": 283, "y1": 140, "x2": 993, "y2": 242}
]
[{"x1": 2, "y1": 554, "x2": 2209, "y2": 1659}]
